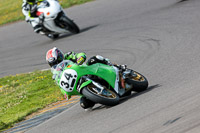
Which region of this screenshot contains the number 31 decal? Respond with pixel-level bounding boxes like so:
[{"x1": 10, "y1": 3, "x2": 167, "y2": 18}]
[{"x1": 59, "y1": 69, "x2": 78, "y2": 92}]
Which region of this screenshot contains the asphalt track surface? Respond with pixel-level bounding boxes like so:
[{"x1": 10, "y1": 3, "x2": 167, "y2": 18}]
[{"x1": 1, "y1": 0, "x2": 200, "y2": 132}]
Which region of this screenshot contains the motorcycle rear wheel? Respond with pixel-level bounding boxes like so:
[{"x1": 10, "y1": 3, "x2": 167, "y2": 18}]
[
  {"x1": 126, "y1": 70, "x2": 148, "y2": 92},
  {"x1": 82, "y1": 84, "x2": 120, "y2": 106},
  {"x1": 45, "y1": 34, "x2": 59, "y2": 39}
]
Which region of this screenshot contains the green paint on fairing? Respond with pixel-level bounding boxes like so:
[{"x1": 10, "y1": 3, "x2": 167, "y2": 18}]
[
  {"x1": 79, "y1": 80, "x2": 92, "y2": 90},
  {"x1": 60, "y1": 87, "x2": 67, "y2": 95},
  {"x1": 53, "y1": 61, "x2": 117, "y2": 98}
]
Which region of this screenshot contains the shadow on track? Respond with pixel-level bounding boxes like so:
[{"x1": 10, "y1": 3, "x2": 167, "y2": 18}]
[
  {"x1": 52, "y1": 25, "x2": 99, "y2": 40},
  {"x1": 79, "y1": 25, "x2": 99, "y2": 33},
  {"x1": 176, "y1": 0, "x2": 197, "y2": 4},
  {"x1": 119, "y1": 84, "x2": 162, "y2": 104},
  {"x1": 177, "y1": 0, "x2": 189, "y2": 3}
]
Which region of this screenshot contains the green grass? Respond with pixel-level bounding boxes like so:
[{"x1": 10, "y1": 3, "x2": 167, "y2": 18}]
[
  {"x1": 0, "y1": 0, "x2": 93, "y2": 26},
  {"x1": 0, "y1": 70, "x2": 64, "y2": 131},
  {"x1": 0, "y1": 0, "x2": 93, "y2": 131}
]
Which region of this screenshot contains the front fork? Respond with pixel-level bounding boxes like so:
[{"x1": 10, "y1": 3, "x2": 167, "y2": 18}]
[
  {"x1": 54, "y1": 11, "x2": 68, "y2": 29},
  {"x1": 119, "y1": 68, "x2": 135, "y2": 94}
]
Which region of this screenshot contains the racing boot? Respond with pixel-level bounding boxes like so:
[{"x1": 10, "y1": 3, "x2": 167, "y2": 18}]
[
  {"x1": 80, "y1": 97, "x2": 95, "y2": 110},
  {"x1": 33, "y1": 25, "x2": 42, "y2": 33},
  {"x1": 87, "y1": 55, "x2": 112, "y2": 66}
]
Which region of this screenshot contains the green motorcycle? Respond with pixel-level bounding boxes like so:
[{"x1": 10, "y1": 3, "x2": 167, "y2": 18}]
[{"x1": 52, "y1": 60, "x2": 148, "y2": 106}]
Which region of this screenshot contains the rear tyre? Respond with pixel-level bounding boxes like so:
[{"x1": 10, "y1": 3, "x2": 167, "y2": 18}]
[
  {"x1": 126, "y1": 70, "x2": 148, "y2": 92},
  {"x1": 82, "y1": 84, "x2": 119, "y2": 106},
  {"x1": 52, "y1": 34, "x2": 59, "y2": 39},
  {"x1": 45, "y1": 34, "x2": 59, "y2": 39}
]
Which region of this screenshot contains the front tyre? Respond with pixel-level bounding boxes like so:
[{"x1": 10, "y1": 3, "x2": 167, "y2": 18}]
[
  {"x1": 61, "y1": 16, "x2": 80, "y2": 34},
  {"x1": 126, "y1": 70, "x2": 148, "y2": 92},
  {"x1": 82, "y1": 84, "x2": 119, "y2": 106}
]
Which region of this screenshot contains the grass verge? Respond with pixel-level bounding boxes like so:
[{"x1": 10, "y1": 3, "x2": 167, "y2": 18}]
[
  {"x1": 0, "y1": 0, "x2": 93, "y2": 131},
  {"x1": 0, "y1": 0, "x2": 93, "y2": 26},
  {"x1": 0, "y1": 70, "x2": 64, "y2": 132}
]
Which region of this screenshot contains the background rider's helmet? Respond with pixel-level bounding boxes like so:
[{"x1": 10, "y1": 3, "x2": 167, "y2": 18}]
[
  {"x1": 26, "y1": 0, "x2": 36, "y2": 4},
  {"x1": 26, "y1": 0, "x2": 43, "y2": 4},
  {"x1": 46, "y1": 47, "x2": 64, "y2": 67}
]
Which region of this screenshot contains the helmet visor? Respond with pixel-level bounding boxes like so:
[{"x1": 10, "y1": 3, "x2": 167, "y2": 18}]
[
  {"x1": 27, "y1": 0, "x2": 35, "y2": 4},
  {"x1": 27, "y1": 0, "x2": 35, "y2": 2}
]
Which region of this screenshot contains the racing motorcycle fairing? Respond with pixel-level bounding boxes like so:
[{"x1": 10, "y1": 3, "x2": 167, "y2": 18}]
[
  {"x1": 36, "y1": 0, "x2": 80, "y2": 36},
  {"x1": 52, "y1": 60, "x2": 121, "y2": 98}
]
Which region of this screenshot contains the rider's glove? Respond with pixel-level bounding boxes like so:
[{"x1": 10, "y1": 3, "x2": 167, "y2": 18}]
[
  {"x1": 77, "y1": 56, "x2": 86, "y2": 65},
  {"x1": 105, "y1": 58, "x2": 112, "y2": 66},
  {"x1": 25, "y1": 16, "x2": 31, "y2": 22}
]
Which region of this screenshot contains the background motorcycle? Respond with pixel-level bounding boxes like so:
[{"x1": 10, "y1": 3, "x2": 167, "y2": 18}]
[
  {"x1": 36, "y1": 0, "x2": 80, "y2": 39},
  {"x1": 52, "y1": 60, "x2": 148, "y2": 108}
]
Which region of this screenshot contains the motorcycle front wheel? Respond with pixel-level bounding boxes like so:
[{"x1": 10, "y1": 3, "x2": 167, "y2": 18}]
[
  {"x1": 125, "y1": 70, "x2": 148, "y2": 92},
  {"x1": 82, "y1": 84, "x2": 119, "y2": 106},
  {"x1": 61, "y1": 16, "x2": 80, "y2": 34}
]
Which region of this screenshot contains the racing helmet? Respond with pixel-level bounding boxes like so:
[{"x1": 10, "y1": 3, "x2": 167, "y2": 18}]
[
  {"x1": 46, "y1": 47, "x2": 64, "y2": 67},
  {"x1": 25, "y1": 0, "x2": 43, "y2": 4},
  {"x1": 26, "y1": 0, "x2": 36, "y2": 4}
]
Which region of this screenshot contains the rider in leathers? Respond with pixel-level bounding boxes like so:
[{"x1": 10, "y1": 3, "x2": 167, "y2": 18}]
[
  {"x1": 46, "y1": 47, "x2": 112, "y2": 110},
  {"x1": 22, "y1": 0, "x2": 44, "y2": 33}
]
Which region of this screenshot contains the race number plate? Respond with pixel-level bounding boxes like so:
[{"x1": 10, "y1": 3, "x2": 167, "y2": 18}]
[{"x1": 59, "y1": 69, "x2": 78, "y2": 92}]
